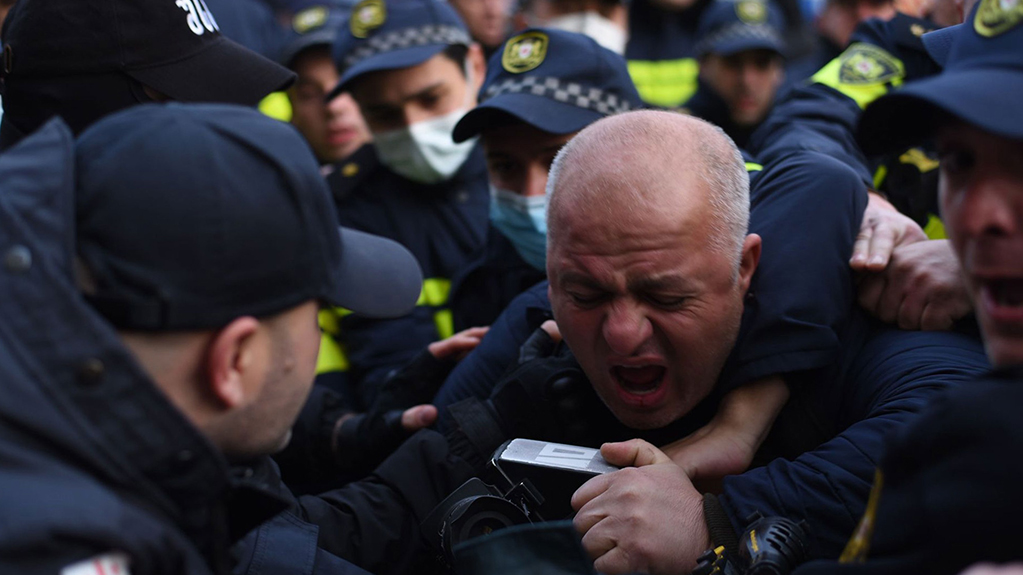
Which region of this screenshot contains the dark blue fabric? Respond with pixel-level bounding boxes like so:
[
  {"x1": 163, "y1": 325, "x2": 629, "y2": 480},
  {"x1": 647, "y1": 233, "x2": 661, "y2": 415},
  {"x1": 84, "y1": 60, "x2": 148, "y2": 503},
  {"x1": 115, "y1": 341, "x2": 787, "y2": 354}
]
[
  {"x1": 626, "y1": 0, "x2": 709, "y2": 62},
  {"x1": 449, "y1": 226, "x2": 547, "y2": 333},
  {"x1": 330, "y1": 143, "x2": 490, "y2": 407},
  {"x1": 794, "y1": 367, "x2": 1023, "y2": 573},
  {"x1": 718, "y1": 316, "x2": 988, "y2": 557},
  {"x1": 748, "y1": 14, "x2": 943, "y2": 186},
  {"x1": 205, "y1": 0, "x2": 288, "y2": 60}
]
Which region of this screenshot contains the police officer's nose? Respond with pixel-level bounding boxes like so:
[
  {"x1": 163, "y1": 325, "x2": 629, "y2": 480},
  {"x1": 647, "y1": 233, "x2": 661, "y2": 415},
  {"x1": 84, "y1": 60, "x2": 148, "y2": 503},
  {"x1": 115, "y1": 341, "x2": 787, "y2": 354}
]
[
  {"x1": 954, "y1": 175, "x2": 1018, "y2": 240},
  {"x1": 602, "y1": 300, "x2": 653, "y2": 356}
]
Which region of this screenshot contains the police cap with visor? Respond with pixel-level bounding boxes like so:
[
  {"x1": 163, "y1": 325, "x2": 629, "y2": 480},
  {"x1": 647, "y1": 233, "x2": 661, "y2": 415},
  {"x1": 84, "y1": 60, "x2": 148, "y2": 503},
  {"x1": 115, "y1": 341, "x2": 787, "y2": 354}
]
[
  {"x1": 693, "y1": 0, "x2": 786, "y2": 58},
  {"x1": 452, "y1": 27, "x2": 645, "y2": 142},
  {"x1": 75, "y1": 103, "x2": 423, "y2": 331},
  {"x1": 857, "y1": 0, "x2": 1023, "y2": 155},
  {"x1": 327, "y1": 0, "x2": 471, "y2": 99}
]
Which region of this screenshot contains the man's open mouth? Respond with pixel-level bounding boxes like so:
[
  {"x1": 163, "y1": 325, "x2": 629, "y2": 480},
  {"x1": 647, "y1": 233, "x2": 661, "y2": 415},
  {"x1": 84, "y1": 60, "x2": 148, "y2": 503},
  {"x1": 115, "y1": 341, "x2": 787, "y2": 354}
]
[
  {"x1": 612, "y1": 365, "x2": 666, "y2": 395},
  {"x1": 985, "y1": 279, "x2": 1023, "y2": 308}
]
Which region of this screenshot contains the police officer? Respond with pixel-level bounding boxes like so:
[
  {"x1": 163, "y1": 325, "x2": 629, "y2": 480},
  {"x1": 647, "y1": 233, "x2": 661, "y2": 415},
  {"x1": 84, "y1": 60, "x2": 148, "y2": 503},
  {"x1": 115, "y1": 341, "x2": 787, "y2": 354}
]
[
  {"x1": 445, "y1": 27, "x2": 644, "y2": 332},
  {"x1": 792, "y1": 5, "x2": 1023, "y2": 573},
  {"x1": 279, "y1": 5, "x2": 372, "y2": 165},
  {"x1": 317, "y1": 0, "x2": 491, "y2": 407},
  {"x1": 0, "y1": 104, "x2": 433, "y2": 574},
  {"x1": 685, "y1": 0, "x2": 787, "y2": 148},
  {"x1": 0, "y1": 0, "x2": 295, "y2": 148}
]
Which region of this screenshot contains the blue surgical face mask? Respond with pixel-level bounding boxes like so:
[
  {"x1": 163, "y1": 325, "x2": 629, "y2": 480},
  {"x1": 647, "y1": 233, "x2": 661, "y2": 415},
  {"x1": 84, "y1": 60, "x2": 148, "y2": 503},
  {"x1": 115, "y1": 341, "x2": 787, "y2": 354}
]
[{"x1": 489, "y1": 185, "x2": 548, "y2": 272}]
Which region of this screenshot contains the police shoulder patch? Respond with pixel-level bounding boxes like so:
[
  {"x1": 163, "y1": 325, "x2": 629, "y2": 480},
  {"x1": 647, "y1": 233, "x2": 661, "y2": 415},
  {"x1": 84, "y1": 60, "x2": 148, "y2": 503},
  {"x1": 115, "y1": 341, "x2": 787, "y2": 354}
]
[
  {"x1": 736, "y1": 0, "x2": 768, "y2": 24},
  {"x1": 838, "y1": 43, "x2": 905, "y2": 85},
  {"x1": 502, "y1": 31, "x2": 549, "y2": 74},
  {"x1": 350, "y1": 0, "x2": 386, "y2": 39},
  {"x1": 975, "y1": 0, "x2": 1023, "y2": 37}
]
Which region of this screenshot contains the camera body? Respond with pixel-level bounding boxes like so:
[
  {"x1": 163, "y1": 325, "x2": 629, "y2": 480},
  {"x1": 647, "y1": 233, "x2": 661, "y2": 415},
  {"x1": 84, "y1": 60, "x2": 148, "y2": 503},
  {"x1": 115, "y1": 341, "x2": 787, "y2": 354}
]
[{"x1": 421, "y1": 439, "x2": 618, "y2": 562}]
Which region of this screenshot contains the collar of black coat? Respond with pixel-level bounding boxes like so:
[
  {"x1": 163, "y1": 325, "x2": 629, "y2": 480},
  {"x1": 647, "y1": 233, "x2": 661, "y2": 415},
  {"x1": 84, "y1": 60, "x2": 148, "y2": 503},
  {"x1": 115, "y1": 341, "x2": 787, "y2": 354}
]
[{"x1": 0, "y1": 118, "x2": 289, "y2": 571}]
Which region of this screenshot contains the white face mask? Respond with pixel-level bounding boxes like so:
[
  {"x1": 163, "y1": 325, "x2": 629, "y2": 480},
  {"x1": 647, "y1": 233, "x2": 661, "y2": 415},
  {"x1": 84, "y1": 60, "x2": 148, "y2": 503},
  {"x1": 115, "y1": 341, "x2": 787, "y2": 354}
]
[
  {"x1": 546, "y1": 12, "x2": 627, "y2": 55},
  {"x1": 373, "y1": 64, "x2": 478, "y2": 185},
  {"x1": 374, "y1": 108, "x2": 477, "y2": 184}
]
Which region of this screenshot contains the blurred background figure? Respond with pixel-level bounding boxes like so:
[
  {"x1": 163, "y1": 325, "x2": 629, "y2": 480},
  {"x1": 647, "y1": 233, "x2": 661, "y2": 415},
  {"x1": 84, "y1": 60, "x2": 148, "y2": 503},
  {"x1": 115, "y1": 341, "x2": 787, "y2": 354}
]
[
  {"x1": 280, "y1": 5, "x2": 372, "y2": 165},
  {"x1": 450, "y1": 0, "x2": 516, "y2": 57},
  {"x1": 686, "y1": 0, "x2": 786, "y2": 147},
  {"x1": 514, "y1": 0, "x2": 629, "y2": 54}
]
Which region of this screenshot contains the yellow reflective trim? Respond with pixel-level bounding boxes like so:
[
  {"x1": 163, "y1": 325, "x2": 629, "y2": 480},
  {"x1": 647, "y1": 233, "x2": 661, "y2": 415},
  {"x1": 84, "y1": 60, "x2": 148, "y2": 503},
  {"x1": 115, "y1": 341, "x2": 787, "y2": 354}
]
[
  {"x1": 434, "y1": 309, "x2": 454, "y2": 340},
  {"x1": 316, "y1": 331, "x2": 349, "y2": 374},
  {"x1": 745, "y1": 162, "x2": 763, "y2": 172},
  {"x1": 811, "y1": 49, "x2": 904, "y2": 109},
  {"x1": 898, "y1": 148, "x2": 940, "y2": 173},
  {"x1": 259, "y1": 91, "x2": 293, "y2": 122},
  {"x1": 840, "y1": 468, "x2": 884, "y2": 563},
  {"x1": 419, "y1": 278, "x2": 452, "y2": 307},
  {"x1": 924, "y1": 213, "x2": 947, "y2": 240},
  {"x1": 627, "y1": 58, "x2": 699, "y2": 108},
  {"x1": 873, "y1": 165, "x2": 888, "y2": 191}
]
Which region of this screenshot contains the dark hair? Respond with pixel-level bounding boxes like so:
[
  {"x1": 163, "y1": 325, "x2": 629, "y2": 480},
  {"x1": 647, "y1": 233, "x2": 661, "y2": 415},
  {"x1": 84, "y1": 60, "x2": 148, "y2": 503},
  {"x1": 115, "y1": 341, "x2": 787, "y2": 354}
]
[{"x1": 441, "y1": 44, "x2": 469, "y2": 76}]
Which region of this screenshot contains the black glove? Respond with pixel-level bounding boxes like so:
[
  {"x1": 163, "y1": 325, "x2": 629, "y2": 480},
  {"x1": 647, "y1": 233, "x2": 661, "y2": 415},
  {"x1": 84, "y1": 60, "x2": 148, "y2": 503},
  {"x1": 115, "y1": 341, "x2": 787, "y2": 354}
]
[
  {"x1": 332, "y1": 349, "x2": 453, "y2": 473},
  {"x1": 445, "y1": 327, "x2": 595, "y2": 468}
]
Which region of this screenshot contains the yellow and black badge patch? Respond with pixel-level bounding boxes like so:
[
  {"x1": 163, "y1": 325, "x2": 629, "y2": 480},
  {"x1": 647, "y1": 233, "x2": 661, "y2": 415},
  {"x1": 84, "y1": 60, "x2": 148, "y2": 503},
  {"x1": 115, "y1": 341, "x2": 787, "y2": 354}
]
[
  {"x1": 350, "y1": 0, "x2": 386, "y2": 38},
  {"x1": 502, "y1": 31, "x2": 549, "y2": 74},
  {"x1": 975, "y1": 0, "x2": 1023, "y2": 37},
  {"x1": 736, "y1": 0, "x2": 768, "y2": 24},
  {"x1": 293, "y1": 6, "x2": 328, "y2": 34},
  {"x1": 838, "y1": 43, "x2": 904, "y2": 84}
]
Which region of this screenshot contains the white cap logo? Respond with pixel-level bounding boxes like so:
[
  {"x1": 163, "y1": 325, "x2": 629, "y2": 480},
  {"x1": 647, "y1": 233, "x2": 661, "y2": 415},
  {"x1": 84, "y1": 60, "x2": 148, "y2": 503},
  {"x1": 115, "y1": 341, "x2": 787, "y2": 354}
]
[{"x1": 176, "y1": 0, "x2": 220, "y2": 36}]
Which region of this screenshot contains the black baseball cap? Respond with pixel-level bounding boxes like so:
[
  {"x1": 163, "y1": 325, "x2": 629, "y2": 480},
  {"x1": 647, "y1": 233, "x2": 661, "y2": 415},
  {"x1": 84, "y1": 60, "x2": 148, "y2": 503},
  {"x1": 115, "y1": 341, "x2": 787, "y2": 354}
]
[
  {"x1": 452, "y1": 28, "x2": 644, "y2": 142},
  {"x1": 75, "y1": 103, "x2": 423, "y2": 330},
  {"x1": 0, "y1": 0, "x2": 295, "y2": 106},
  {"x1": 857, "y1": 0, "x2": 1023, "y2": 155}
]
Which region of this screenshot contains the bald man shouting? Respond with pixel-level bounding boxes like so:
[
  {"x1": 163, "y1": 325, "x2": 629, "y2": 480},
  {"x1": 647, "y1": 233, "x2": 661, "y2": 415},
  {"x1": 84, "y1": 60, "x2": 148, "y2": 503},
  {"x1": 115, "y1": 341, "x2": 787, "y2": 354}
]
[{"x1": 447, "y1": 110, "x2": 990, "y2": 574}]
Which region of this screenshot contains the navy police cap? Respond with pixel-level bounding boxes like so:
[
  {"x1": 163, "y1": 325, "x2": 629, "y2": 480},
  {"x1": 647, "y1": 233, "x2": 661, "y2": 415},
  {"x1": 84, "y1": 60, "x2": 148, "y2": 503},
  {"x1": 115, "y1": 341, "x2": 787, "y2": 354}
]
[
  {"x1": 74, "y1": 103, "x2": 423, "y2": 331},
  {"x1": 694, "y1": 0, "x2": 786, "y2": 58},
  {"x1": 279, "y1": 5, "x2": 353, "y2": 68},
  {"x1": 452, "y1": 28, "x2": 644, "y2": 143},
  {"x1": 857, "y1": 0, "x2": 1023, "y2": 155},
  {"x1": 327, "y1": 0, "x2": 471, "y2": 99}
]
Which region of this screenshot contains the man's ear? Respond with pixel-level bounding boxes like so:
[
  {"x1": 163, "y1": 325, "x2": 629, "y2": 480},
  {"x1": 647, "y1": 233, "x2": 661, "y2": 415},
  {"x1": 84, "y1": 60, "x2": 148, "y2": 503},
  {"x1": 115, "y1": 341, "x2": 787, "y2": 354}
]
[
  {"x1": 205, "y1": 316, "x2": 261, "y2": 409},
  {"x1": 466, "y1": 43, "x2": 487, "y2": 97},
  {"x1": 737, "y1": 233, "x2": 762, "y2": 293}
]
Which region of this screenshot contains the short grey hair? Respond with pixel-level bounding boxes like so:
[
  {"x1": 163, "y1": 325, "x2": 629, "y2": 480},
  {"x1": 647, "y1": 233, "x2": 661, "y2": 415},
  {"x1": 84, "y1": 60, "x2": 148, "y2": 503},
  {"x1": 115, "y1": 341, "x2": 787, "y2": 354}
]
[{"x1": 546, "y1": 111, "x2": 750, "y2": 270}]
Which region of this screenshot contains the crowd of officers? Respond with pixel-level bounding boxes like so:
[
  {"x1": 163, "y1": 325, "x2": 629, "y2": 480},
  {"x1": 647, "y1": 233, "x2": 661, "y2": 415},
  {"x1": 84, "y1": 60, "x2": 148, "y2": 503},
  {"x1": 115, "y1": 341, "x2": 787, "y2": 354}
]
[{"x1": 0, "y1": 0, "x2": 1021, "y2": 574}]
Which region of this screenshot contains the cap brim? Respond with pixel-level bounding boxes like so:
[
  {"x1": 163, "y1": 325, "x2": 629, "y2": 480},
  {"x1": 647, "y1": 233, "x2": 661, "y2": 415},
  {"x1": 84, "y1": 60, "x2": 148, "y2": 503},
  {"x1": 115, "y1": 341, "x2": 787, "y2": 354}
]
[
  {"x1": 921, "y1": 24, "x2": 960, "y2": 68},
  {"x1": 707, "y1": 36, "x2": 784, "y2": 57},
  {"x1": 327, "y1": 44, "x2": 447, "y2": 100},
  {"x1": 331, "y1": 227, "x2": 423, "y2": 319},
  {"x1": 857, "y1": 68, "x2": 1023, "y2": 155},
  {"x1": 453, "y1": 94, "x2": 603, "y2": 142},
  {"x1": 280, "y1": 29, "x2": 337, "y2": 67},
  {"x1": 128, "y1": 36, "x2": 296, "y2": 106}
]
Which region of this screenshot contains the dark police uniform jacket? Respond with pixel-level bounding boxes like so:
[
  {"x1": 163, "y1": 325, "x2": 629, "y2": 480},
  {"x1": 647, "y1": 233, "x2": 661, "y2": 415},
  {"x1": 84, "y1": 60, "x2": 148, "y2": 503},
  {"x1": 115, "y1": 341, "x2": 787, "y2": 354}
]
[
  {"x1": 0, "y1": 120, "x2": 475, "y2": 575},
  {"x1": 448, "y1": 225, "x2": 546, "y2": 334},
  {"x1": 318, "y1": 143, "x2": 490, "y2": 409},
  {"x1": 794, "y1": 366, "x2": 1023, "y2": 573},
  {"x1": 746, "y1": 14, "x2": 946, "y2": 235}
]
